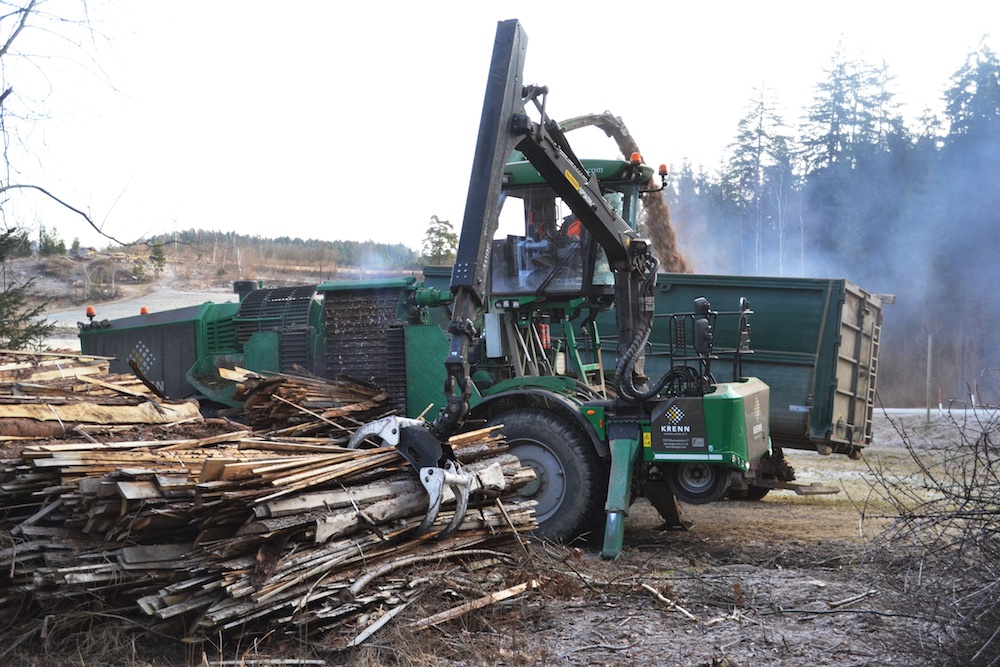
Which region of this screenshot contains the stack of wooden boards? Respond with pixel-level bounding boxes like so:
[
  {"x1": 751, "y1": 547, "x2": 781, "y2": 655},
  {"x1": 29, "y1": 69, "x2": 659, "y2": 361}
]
[{"x1": 0, "y1": 352, "x2": 536, "y2": 644}]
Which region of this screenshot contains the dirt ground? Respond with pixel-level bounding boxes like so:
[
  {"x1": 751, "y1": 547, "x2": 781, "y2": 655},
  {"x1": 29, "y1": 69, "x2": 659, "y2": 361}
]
[
  {"x1": 2, "y1": 412, "x2": 945, "y2": 667},
  {"x1": 321, "y1": 413, "x2": 940, "y2": 667}
]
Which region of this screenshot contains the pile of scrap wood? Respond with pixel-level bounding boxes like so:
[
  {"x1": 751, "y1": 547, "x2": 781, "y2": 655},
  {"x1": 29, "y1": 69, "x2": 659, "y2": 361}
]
[
  {"x1": 231, "y1": 368, "x2": 392, "y2": 439},
  {"x1": 0, "y1": 350, "x2": 202, "y2": 438},
  {"x1": 0, "y1": 349, "x2": 110, "y2": 383},
  {"x1": 0, "y1": 359, "x2": 537, "y2": 646}
]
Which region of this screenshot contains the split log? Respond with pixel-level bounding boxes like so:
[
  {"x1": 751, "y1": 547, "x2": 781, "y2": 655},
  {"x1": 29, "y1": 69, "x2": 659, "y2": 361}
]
[{"x1": 0, "y1": 400, "x2": 201, "y2": 425}]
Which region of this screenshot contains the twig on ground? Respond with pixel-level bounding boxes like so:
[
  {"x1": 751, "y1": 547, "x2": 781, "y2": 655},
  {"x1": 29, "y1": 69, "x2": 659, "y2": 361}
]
[
  {"x1": 347, "y1": 596, "x2": 418, "y2": 647},
  {"x1": 558, "y1": 640, "x2": 633, "y2": 659},
  {"x1": 828, "y1": 589, "x2": 879, "y2": 609},
  {"x1": 410, "y1": 579, "x2": 540, "y2": 629},
  {"x1": 641, "y1": 582, "x2": 698, "y2": 621}
]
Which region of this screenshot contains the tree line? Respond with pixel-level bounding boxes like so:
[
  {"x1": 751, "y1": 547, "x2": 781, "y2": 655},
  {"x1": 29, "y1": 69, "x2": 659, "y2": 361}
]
[
  {"x1": 662, "y1": 39, "x2": 1000, "y2": 406},
  {"x1": 149, "y1": 229, "x2": 423, "y2": 275}
]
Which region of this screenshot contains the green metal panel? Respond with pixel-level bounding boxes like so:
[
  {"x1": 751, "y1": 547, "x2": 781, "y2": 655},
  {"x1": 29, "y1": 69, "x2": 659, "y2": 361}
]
[
  {"x1": 243, "y1": 331, "x2": 281, "y2": 373},
  {"x1": 402, "y1": 323, "x2": 485, "y2": 419},
  {"x1": 484, "y1": 375, "x2": 580, "y2": 396},
  {"x1": 203, "y1": 312, "x2": 239, "y2": 355},
  {"x1": 186, "y1": 354, "x2": 241, "y2": 407},
  {"x1": 504, "y1": 158, "x2": 653, "y2": 186},
  {"x1": 601, "y1": 429, "x2": 641, "y2": 560},
  {"x1": 642, "y1": 378, "x2": 769, "y2": 472},
  {"x1": 703, "y1": 378, "x2": 771, "y2": 467}
]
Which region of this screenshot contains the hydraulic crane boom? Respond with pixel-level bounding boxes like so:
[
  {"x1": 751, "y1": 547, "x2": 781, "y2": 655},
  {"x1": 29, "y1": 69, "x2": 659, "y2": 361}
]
[
  {"x1": 433, "y1": 19, "x2": 529, "y2": 439},
  {"x1": 438, "y1": 19, "x2": 659, "y2": 439},
  {"x1": 353, "y1": 18, "x2": 664, "y2": 538}
]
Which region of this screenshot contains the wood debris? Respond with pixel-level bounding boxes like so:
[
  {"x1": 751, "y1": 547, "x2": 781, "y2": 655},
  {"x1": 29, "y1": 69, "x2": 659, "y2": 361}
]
[
  {"x1": 234, "y1": 369, "x2": 393, "y2": 440},
  {"x1": 0, "y1": 362, "x2": 537, "y2": 645},
  {"x1": 0, "y1": 349, "x2": 113, "y2": 383},
  {"x1": 410, "y1": 579, "x2": 541, "y2": 629},
  {"x1": 0, "y1": 351, "x2": 202, "y2": 438}
]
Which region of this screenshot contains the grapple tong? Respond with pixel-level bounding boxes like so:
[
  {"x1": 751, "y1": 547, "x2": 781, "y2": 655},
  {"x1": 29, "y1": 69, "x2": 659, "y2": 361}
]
[{"x1": 348, "y1": 416, "x2": 473, "y2": 538}]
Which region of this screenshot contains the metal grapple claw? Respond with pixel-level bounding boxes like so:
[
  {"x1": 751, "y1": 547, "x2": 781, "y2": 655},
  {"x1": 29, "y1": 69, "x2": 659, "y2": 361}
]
[
  {"x1": 347, "y1": 415, "x2": 473, "y2": 537},
  {"x1": 347, "y1": 415, "x2": 425, "y2": 449},
  {"x1": 416, "y1": 459, "x2": 473, "y2": 537}
]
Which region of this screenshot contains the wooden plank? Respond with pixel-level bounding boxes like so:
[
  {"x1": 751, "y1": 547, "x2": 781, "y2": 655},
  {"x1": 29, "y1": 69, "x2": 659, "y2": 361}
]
[
  {"x1": 76, "y1": 374, "x2": 152, "y2": 398},
  {"x1": 199, "y1": 458, "x2": 240, "y2": 482},
  {"x1": 0, "y1": 400, "x2": 202, "y2": 424},
  {"x1": 155, "y1": 474, "x2": 195, "y2": 497},
  {"x1": 8, "y1": 364, "x2": 108, "y2": 382},
  {"x1": 158, "y1": 430, "x2": 254, "y2": 452},
  {"x1": 218, "y1": 367, "x2": 256, "y2": 382},
  {"x1": 120, "y1": 543, "x2": 191, "y2": 565},
  {"x1": 116, "y1": 480, "x2": 163, "y2": 501}
]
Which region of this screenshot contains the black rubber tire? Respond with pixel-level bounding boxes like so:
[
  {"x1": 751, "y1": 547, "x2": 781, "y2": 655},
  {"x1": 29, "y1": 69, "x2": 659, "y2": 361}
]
[
  {"x1": 487, "y1": 407, "x2": 606, "y2": 543},
  {"x1": 665, "y1": 461, "x2": 731, "y2": 504},
  {"x1": 743, "y1": 485, "x2": 771, "y2": 501},
  {"x1": 725, "y1": 487, "x2": 748, "y2": 500},
  {"x1": 727, "y1": 485, "x2": 771, "y2": 501}
]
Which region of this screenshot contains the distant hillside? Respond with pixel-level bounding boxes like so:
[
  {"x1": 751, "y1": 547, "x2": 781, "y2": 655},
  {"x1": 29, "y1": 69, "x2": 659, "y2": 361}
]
[
  {"x1": 142, "y1": 229, "x2": 422, "y2": 276},
  {"x1": 22, "y1": 230, "x2": 424, "y2": 308}
]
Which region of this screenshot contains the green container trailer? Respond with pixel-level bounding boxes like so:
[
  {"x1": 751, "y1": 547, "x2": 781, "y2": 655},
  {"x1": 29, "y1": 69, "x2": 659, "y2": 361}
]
[{"x1": 596, "y1": 273, "x2": 882, "y2": 458}]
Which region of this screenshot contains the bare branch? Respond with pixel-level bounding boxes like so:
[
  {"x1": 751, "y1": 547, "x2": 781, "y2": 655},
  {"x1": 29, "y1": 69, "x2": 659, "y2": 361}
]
[
  {"x1": 0, "y1": 0, "x2": 36, "y2": 59},
  {"x1": 0, "y1": 182, "x2": 135, "y2": 246}
]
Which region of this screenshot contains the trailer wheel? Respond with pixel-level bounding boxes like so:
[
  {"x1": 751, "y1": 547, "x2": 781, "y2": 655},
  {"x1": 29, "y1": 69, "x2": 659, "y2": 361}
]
[
  {"x1": 665, "y1": 462, "x2": 731, "y2": 504},
  {"x1": 487, "y1": 408, "x2": 605, "y2": 543},
  {"x1": 727, "y1": 486, "x2": 771, "y2": 501}
]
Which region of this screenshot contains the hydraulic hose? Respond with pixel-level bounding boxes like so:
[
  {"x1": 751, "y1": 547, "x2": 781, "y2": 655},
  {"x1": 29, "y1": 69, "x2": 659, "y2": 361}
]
[{"x1": 614, "y1": 254, "x2": 661, "y2": 402}]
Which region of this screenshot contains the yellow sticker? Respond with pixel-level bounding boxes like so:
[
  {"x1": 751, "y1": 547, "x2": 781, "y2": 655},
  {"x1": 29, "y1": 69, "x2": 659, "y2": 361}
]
[
  {"x1": 564, "y1": 169, "x2": 579, "y2": 190},
  {"x1": 642, "y1": 431, "x2": 651, "y2": 448}
]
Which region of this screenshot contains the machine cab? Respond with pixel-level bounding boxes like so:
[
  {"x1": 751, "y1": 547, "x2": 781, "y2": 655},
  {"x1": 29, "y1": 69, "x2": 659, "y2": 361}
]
[{"x1": 490, "y1": 156, "x2": 653, "y2": 302}]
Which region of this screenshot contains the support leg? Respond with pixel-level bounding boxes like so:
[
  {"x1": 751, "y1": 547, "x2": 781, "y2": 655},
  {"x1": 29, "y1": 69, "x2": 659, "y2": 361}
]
[{"x1": 601, "y1": 433, "x2": 640, "y2": 560}]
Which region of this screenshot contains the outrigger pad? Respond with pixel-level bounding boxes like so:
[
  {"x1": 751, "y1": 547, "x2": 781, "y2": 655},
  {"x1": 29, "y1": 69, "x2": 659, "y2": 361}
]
[{"x1": 644, "y1": 482, "x2": 694, "y2": 530}]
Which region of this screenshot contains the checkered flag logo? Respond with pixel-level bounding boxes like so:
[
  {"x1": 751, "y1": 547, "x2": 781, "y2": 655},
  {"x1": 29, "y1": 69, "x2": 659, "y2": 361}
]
[
  {"x1": 129, "y1": 341, "x2": 155, "y2": 374},
  {"x1": 665, "y1": 405, "x2": 685, "y2": 425}
]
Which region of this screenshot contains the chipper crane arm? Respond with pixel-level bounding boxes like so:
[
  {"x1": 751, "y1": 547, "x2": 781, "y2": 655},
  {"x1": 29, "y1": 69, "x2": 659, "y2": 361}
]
[
  {"x1": 353, "y1": 18, "x2": 660, "y2": 538},
  {"x1": 438, "y1": 19, "x2": 660, "y2": 439}
]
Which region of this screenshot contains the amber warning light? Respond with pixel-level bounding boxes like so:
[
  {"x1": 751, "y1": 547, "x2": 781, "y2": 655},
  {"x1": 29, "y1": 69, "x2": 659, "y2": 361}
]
[{"x1": 79, "y1": 305, "x2": 110, "y2": 331}]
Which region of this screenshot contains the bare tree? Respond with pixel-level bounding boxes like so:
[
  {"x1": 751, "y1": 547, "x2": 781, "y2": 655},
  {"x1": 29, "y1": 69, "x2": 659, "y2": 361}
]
[
  {"x1": 0, "y1": 1, "x2": 134, "y2": 243},
  {"x1": 0, "y1": 2, "x2": 144, "y2": 348},
  {"x1": 865, "y1": 407, "x2": 1000, "y2": 666}
]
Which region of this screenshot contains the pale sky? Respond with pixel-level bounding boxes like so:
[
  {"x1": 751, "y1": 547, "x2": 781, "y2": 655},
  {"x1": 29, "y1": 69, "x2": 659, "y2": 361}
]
[{"x1": 8, "y1": 1, "x2": 998, "y2": 251}]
